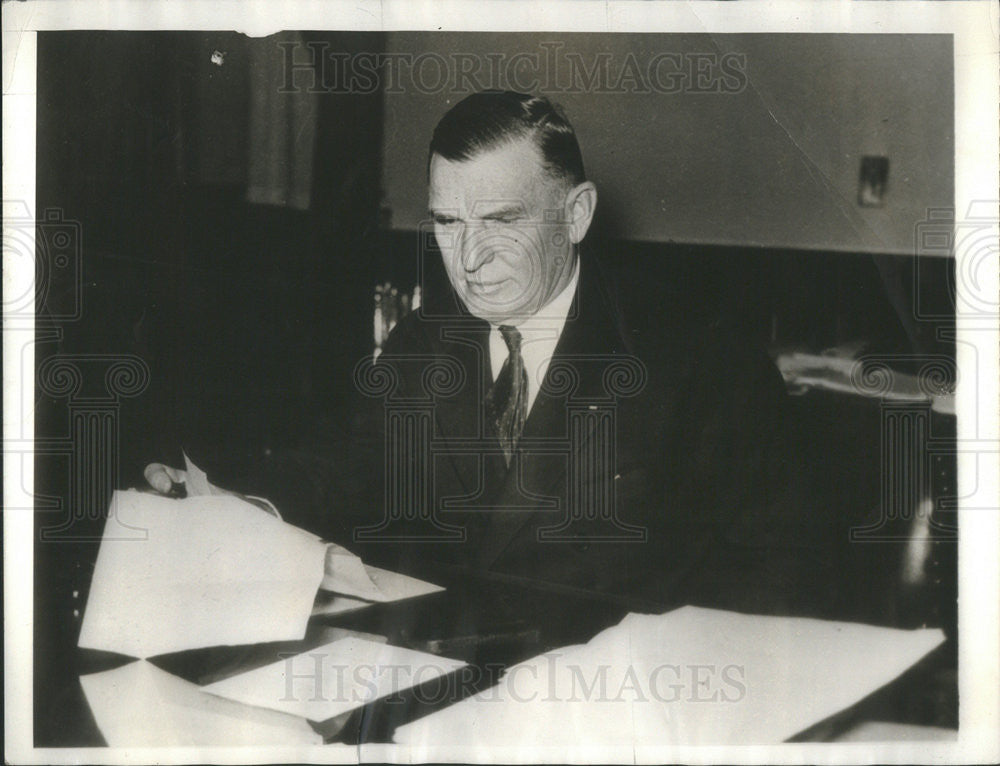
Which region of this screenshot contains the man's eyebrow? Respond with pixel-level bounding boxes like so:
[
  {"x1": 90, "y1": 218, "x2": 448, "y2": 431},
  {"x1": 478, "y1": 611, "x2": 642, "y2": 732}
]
[
  {"x1": 477, "y1": 204, "x2": 526, "y2": 220},
  {"x1": 429, "y1": 205, "x2": 526, "y2": 221}
]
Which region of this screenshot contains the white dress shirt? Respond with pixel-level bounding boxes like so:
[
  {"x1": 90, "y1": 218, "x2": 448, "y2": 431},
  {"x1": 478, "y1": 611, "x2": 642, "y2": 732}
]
[{"x1": 489, "y1": 260, "x2": 580, "y2": 415}]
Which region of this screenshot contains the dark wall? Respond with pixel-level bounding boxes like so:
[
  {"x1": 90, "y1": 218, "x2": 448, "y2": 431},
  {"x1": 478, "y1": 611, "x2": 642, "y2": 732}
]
[{"x1": 36, "y1": 31, "x2": 388, "y2": 474}]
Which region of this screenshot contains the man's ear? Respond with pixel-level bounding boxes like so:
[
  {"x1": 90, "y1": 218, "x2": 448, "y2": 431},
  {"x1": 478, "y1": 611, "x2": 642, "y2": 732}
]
[{"x1": 565, "y1": 181, "x2": 598, "y2": 245}]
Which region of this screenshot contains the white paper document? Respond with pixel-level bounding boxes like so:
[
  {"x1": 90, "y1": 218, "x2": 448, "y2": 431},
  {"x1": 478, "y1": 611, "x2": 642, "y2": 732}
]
[
  {"x1": 179, "y1": 454, "x2": 396, "y2": 602},
  {"x1": 182, "y1": 451, "x2": 229, "y2": 497},
  {"x1": 321, "y1": 543, "x2": 387, "y2": 601},
  {"x1": 80, "y1": 660, "x2": 323, "y2": 746},
  {"x1": 313, "y1": 565, "x2": 445, "y2": 617},
  {"x1": 78, "y1": 489, "x2": 328, "y2": 658},
  {"x1": 202, "y1": 636, "x2": 467, "y2": 721},
  {"x1": 183, "y1": 451, "x2": 285, "y2": 517},
  {"x1": 394, "y1": 606, "x2": 946, "y2": 749}
]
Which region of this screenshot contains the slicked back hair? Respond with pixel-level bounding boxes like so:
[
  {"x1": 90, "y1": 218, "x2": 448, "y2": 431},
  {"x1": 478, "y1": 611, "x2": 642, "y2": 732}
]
[{"x1": 428, "y1": 90, "x2": 586, "y2": 187}]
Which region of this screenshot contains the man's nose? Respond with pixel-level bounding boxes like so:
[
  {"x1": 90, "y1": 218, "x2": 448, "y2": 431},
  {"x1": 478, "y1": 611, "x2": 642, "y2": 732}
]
[{"x1": 458, "y1": 221, "x2": 494, "y2": 272}]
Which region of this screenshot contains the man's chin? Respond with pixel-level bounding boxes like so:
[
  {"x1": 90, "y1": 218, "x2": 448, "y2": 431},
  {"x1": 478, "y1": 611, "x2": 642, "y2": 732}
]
[{"x1": 460, "y1": 291, "x2": 538, "y2": 325}]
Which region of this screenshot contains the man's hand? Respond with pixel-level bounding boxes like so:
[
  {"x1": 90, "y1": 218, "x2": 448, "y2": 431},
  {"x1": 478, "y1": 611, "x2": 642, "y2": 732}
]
[
  {"x1": 143, "y1": 463, "x2": 187, "y2": 496},
  {"x1": 142, "y1": 460, "x2": 281, "y2": 516}
]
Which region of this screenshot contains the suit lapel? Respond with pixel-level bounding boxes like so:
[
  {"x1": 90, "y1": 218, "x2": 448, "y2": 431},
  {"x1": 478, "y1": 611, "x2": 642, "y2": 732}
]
[
  {"x1": 475, "y1": 259, "x2": 631, "y2": 568},
  {"x1": 429, "y1": 319, "x2": 498, "y2": 503}
]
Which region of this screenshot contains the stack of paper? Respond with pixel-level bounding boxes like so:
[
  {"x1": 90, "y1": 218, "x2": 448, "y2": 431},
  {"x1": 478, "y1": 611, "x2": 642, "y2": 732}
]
[{"x1": 393, "y1": 606, "x2": 945, "y2": 749}]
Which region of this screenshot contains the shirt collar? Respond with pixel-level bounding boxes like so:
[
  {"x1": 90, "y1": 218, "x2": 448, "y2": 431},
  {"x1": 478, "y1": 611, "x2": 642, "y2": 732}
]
[
  {"x1": 489, "y1": 259, "x2": 580, "y2": 410},
  {"x1": 495, "y1": 257, "x2": 580, "y2": 336}
]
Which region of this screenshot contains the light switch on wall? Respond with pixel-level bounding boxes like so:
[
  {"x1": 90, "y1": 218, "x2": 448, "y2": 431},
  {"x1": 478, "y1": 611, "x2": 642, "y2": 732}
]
[{"x1": 859, "y1": 155, "x2": 890, "y2": 207}]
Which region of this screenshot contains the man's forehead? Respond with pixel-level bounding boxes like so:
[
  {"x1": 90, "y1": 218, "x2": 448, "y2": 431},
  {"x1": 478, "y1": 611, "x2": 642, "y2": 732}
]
[{"x1": 428, "y1": 140, "x2": 561, "y2": 212}]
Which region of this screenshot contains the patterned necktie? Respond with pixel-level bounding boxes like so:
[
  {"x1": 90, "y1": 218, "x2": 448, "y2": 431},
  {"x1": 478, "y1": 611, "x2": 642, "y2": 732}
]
[{"x1": 485, "y1": 325, "x2": 528, "y2": 467}]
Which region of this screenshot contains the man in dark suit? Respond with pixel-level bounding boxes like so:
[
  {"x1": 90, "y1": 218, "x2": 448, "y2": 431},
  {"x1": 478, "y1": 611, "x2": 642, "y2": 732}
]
[{"x1": 148, "y1": 90, "x2": 813, "y2": 614}]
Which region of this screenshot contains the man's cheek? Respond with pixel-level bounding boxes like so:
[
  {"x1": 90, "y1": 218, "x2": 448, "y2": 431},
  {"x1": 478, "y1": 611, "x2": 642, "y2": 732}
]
[
  {"x1": 435, "y1": 228, "x2": 461, "y2": 263},
  {"x1": 439, "y1": 252, "x2": 461, "y2": 284}
]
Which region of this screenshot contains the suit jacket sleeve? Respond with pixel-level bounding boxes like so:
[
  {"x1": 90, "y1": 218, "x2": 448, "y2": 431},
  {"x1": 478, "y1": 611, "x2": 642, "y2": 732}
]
[{"x1": 659, "y1": 323, "x2": 819, "y2": 614}]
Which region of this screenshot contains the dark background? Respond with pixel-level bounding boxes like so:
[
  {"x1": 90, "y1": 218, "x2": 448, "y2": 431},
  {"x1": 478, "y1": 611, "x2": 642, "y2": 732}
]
[{"x1": 32, "y1": 31, "x2": 957, "y2": 743}]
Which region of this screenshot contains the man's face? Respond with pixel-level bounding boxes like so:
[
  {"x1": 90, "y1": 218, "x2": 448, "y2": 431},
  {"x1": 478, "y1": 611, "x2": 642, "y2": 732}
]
[{"x1": 428, "y1": 137, "x2": 577, "y2": 325}]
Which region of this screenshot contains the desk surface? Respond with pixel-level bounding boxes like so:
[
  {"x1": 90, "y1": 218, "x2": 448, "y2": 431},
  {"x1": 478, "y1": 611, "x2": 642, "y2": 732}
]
[{"x1": 37, "y1": 563, "x2": 957, "y2": 748}]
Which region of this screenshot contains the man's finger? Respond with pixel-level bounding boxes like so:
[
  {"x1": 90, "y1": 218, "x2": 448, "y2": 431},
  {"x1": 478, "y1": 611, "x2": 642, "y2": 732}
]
[{"x1": 143, "y1": 463, "x2": 187, "y2": 494}]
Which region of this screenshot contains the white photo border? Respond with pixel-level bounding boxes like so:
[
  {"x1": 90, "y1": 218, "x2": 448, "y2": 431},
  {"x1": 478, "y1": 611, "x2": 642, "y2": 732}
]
[{"x1": 4, "y1": 2, "x2": 998, "y2": 764}]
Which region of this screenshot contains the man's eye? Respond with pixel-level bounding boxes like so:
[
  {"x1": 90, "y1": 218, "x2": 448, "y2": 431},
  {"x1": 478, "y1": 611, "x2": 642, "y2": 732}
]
[{"x1": 434, "y1": 215, "x2": 458, "y2": 226}]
